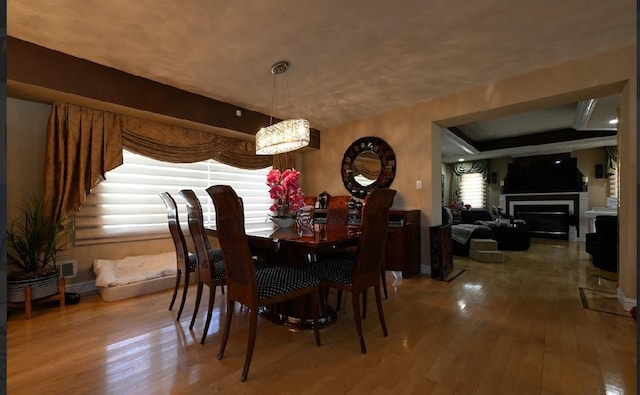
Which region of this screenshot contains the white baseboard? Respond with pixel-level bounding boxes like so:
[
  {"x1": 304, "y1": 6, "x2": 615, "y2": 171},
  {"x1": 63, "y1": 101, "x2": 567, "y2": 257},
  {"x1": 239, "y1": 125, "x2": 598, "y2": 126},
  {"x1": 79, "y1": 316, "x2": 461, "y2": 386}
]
[
  {"x1": 420, "y1": 264, "x2": 431, "y2": 276},
  {"x1": 65, "y1": 280, "x2": 98, "y2": 295},
  {"x1": 616, "y1": 287, "x2": 637, "y2": 311}
]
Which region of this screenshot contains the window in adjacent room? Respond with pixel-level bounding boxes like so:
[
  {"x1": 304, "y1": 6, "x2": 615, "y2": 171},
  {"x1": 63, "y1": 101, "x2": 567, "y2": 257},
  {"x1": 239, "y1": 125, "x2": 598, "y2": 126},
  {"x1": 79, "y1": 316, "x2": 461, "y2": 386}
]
[
  {"x1": 459, "y1": 172, "x2": 486, "y2": 208},
  {"x1": 74, "y1": 149, "x2": 273, "y2": 245},
  {"x1": 609, "y1": 167, "x2": 619, "y2": 198}
]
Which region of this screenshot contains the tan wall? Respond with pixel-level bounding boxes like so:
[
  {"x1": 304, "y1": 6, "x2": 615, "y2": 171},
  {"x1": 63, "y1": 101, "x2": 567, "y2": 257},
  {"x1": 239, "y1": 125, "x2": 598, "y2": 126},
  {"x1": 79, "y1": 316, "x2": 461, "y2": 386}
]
[
  {"x1": 573, "y1": 147, "x2": 610, "y2": 208},
  {"x1": 301, "y1": 45, "x2": 636, "y2": 301},
  {"x1": 486, "y1": 156, "x2": 512, "y2": 209},
  {"x1": 8, "y1": 45, "x2": 636, "y2": 303},
  {"x1": 7, "y1": 98, "x2": 49, "y2": 219}
]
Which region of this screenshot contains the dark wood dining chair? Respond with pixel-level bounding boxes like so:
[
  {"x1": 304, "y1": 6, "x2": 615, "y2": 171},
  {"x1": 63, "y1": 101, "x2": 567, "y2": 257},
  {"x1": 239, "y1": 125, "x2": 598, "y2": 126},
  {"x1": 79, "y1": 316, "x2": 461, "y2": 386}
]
[
  {"x1": 304, "y1": 195, "x2": 317, "y2": 207},
  {"x1": 326, "y1": 195, "x2": 351, "y2": 225},
  {"x1": 159, "y1": 192, "x2": 196, "y2": 321},
  {"x1": 179, "y1": 189, "x2": 226, "y2": 345},
  {"x1": 309, "y1": 188, "x2": 396, "y2": 353},
  {"x1": 330, "y1": 195, "x2": 390, "y2": 303},
  {"x1": 206, "y1": 184, "x2": 322, "y2": 382},
  {"x1": 323, "y1": 195, "x2": 352, "y2": 309}
]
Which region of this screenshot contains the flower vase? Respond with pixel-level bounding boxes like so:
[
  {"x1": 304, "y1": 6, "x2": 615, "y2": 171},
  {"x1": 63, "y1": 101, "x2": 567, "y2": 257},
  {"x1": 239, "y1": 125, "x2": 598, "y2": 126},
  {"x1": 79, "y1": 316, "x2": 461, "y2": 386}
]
[
  {"x1": 271, "y1": 216, "x2": 295, "y2": 228},
  {"x1": 495, "y1": 215, "x2": 502, "y2": 225}
]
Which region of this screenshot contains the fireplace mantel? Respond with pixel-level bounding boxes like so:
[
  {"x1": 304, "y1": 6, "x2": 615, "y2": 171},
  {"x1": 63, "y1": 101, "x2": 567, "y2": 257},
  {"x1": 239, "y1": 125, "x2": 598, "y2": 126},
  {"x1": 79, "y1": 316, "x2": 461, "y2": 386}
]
[{"x1": 499, "y1": 192, "x2": 588, "y2": 241}]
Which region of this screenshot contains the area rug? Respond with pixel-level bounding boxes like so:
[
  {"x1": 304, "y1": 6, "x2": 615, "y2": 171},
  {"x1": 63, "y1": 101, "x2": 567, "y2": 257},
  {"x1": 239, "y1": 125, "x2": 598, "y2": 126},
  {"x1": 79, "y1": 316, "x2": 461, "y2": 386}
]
[{"x1": 578, "y1": 287, "x2": 629, "y2": 317}]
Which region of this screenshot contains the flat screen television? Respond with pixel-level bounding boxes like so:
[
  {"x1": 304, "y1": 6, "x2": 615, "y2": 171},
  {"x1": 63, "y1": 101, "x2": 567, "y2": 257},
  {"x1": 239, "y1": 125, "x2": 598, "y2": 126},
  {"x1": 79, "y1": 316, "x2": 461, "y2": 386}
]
[{"x1": 503, "y1": 157, "x2": 583, "y2": 194}]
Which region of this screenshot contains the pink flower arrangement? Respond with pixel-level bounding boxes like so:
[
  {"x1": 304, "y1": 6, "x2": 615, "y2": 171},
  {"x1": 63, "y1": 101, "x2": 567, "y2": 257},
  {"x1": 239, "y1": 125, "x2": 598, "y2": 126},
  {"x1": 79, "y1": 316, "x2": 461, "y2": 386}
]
[{"x1": 266, "y1": 168, "x2": 305, "y2": 218}]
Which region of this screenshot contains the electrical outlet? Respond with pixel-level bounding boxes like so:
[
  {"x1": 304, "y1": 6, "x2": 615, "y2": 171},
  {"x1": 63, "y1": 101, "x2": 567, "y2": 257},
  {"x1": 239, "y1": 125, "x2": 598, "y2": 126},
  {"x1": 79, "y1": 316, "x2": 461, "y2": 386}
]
[
  {"x1": 59, "y1": 259, "x2": 78, "y2": 279},
  {"x1": 416, "y1": 180, "x2": 422, "y2": 189}
]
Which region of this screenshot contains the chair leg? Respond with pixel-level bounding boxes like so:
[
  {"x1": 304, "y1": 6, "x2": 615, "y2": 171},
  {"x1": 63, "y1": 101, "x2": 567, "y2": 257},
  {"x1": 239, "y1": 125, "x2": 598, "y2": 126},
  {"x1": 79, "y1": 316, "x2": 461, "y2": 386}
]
[
  {"x1": 169, "y1": 269, "x2": 181, "y2": 311},
  {"x1": 241, "y1": 308, "x2": 259, "y2": 382},
  {"x1": 311, "y1": 290, "x2": 321, "y2": 346},
  {"x1": 189, "y1": 281, "x2": 204, "y2": 330},
  {"x1": 374, "y1": 284, "x2": 388, "y2": 337},
  {"x1": 336, "y1": 290, "x2": 343, "y2": 311},
  {"x1": 351, "y1": 291, "x2": 367, "y2": 354},
  {"x1": 380, "y1": 268, "x2": 388, "y2": 299},
  {"x1": 218, "y1": 299, "x2": 235, "y2": 360},
  {"x1": 200, "y1": 285, "x2": 217, "y2": 344},
  {"x1": 362, "y1": 289, "x2": 368, "y2": 319},
  {"x1": 176, "y1": 269, "x2": 190, "y2": 321}
]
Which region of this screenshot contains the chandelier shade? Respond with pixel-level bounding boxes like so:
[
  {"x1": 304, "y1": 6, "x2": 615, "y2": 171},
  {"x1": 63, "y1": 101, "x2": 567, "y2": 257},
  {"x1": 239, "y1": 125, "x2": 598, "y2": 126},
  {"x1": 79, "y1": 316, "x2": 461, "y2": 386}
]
[
  {"x1": 256, "y1": 119, "x2": 310, "y2": 155},
  {"x1": 255, "y1": 61, "x2": 310, "y2": 155}
]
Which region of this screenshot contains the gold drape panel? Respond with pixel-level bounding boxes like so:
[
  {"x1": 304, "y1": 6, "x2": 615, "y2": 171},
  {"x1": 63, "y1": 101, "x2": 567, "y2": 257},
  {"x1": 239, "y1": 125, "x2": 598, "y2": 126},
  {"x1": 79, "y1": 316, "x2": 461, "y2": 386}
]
[
  {"x1": 272, "y1": 153, "x2": 295, "y2": 170},
  {"x1": 44, "y1": 102, "x2": 123, "y2": 222},
  {"x1": 44, "y1": 102, "x2": 276, "y2": 221}
]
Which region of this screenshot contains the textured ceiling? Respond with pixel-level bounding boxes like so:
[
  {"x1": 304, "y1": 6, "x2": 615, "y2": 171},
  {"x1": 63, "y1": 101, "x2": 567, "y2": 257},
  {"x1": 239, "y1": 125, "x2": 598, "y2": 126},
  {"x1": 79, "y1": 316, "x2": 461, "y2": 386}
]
[{"x1": 7, "y1": 0, "x2": 636, "y2": 157}]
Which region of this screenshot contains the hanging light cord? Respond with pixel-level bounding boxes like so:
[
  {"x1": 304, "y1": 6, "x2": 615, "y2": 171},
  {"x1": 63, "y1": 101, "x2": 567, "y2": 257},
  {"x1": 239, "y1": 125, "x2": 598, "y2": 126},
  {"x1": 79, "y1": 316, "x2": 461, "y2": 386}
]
[{"x1": 268, "y1": 72, "x2": 277, "y2": 126}]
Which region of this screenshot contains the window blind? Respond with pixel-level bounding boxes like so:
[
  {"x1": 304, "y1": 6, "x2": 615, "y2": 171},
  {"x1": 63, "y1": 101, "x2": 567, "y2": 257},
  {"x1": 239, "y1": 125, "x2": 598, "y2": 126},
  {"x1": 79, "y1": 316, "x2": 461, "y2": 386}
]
[
  {"x1": 459, "y1": 173, "x2": 486, "y2": 209},
  {"x1": 74, "y1": 149, "x2": 273, "y2": 245},
  {"x1": 609, "y1": 168, "x2": 619, "y2": 198}
]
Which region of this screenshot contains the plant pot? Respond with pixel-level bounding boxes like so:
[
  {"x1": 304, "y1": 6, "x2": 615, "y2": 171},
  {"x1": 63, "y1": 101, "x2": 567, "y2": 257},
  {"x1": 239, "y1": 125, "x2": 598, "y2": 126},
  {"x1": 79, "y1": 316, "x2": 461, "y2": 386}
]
[
  {"x1": 7, "y1": 269, "x2": 60, "y2": 303},
  {"x1": 271, "y1": 216, "x2": 295, "y2": 228}
]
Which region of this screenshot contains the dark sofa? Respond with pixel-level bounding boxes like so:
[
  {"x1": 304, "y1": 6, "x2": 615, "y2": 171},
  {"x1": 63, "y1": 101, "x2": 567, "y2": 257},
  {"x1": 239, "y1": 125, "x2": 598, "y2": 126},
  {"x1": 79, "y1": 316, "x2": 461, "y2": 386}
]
[
  {"x1": 460, "y1": 209, "x2": 493, "y2": 224},
  {"x1": 585, "y1": 215, "x2": 618, "y2": 273},
  {"x1": 446, "y1": 208, "x2": 495, "y2": 256}
]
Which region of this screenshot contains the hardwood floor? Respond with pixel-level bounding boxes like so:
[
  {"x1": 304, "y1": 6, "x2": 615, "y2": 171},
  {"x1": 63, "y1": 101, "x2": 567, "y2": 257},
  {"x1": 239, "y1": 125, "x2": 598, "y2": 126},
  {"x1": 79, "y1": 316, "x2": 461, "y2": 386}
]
[{"x1": 7, "y1": 239, "x2": 636, "y2": 394}]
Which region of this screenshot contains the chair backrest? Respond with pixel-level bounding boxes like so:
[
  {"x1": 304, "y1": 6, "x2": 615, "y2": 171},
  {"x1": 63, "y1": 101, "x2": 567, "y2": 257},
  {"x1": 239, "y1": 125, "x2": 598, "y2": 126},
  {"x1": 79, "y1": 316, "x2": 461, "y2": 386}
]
[
  {"x1": 354, "y1": 189, "x2": 396, "y2": 285},
  {"x1": 180, "y1": 190, "x2": 215, "y2": 274},
  {"x1": 326, "y1": 195, "x2": 351, "y2": 225},
  {"x1": 159, "y1": 192, "x2": 190, "y2": 272},
  {"x1": 304, "y1": 196, "x2": 317, "y2": 207},
  {"x1": 206, "y1": 185, "x2": 256, "y2": 305}
]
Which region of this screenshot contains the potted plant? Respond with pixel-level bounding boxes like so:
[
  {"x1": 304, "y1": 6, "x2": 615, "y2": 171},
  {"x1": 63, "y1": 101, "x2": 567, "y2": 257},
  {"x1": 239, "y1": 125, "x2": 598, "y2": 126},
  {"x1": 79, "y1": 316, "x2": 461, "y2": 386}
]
[
  {"x1": 266, "y1": 168, "x2": 305, "y2": 228},
  {"x1": 6, "y1": 192, "x2": 68, "y2": 303}
]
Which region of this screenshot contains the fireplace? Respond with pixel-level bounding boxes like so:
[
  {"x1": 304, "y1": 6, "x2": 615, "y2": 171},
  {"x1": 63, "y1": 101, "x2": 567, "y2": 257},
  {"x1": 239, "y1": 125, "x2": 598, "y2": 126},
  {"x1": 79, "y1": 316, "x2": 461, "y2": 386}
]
[
  {"x1": 498, "y1": 154, "x2": 591, "y2": 241},
  {"x1": 499, "y1": 192, "x2": 588, "y2": 242},
  {"x1": 513, "y1": 204, "x2": 570, "y2": 239}
]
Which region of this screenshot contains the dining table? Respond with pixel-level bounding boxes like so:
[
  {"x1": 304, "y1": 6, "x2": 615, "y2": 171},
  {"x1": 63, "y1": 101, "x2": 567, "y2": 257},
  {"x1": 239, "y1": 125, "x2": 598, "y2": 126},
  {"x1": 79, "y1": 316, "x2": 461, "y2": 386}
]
[{"x1": 206, "y1": 223, "x2": 362, "y2": 328}]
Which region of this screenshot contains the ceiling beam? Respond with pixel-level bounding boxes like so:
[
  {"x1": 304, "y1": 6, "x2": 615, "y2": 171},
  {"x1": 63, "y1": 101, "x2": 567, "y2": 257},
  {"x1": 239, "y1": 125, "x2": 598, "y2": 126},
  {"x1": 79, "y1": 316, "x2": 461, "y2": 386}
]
[
  {"x1": 7, "y1": 36, "x2": 320, "y2": 149},
  {"x1": 447, "y1": 126, "x2": 478, "y2": 149},
  {"x1": 474, "y1": 128, "x2": 617, "y2": 151}
]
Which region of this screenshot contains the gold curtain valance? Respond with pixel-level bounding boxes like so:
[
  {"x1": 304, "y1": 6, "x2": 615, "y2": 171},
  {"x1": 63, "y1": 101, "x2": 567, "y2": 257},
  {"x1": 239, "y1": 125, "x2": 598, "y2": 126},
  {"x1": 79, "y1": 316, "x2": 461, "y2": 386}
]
[{"x1": 119, "y1": 115, "x2": 272, "y2": 170}]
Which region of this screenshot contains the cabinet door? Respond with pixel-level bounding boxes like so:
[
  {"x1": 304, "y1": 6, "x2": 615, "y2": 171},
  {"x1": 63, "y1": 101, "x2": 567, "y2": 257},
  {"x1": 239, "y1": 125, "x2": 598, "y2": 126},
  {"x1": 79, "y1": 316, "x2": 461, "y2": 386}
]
[{"x1": 384, "y1": 227, "x2": 406, "y2": 272}]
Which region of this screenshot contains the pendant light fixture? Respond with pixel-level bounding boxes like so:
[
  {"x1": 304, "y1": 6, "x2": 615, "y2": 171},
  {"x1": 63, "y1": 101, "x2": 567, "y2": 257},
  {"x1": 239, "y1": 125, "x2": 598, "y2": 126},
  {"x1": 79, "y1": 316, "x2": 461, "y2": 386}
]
[{"x1": 255, "y1": 61, "x2": 310, "y2": 155}]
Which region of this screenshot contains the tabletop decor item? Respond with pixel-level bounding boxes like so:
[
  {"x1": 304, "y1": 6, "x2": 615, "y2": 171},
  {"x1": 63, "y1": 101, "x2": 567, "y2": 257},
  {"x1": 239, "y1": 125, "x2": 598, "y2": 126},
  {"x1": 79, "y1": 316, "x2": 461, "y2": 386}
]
[
  {"x1": 296, "y1": 206, "x2": 315, "y2": 236},
  {"x1": 266, "y1": 168, "x2": 305, "y2": 227},
  {"x1": 492, "y1": 205, "x2": 504, "y2": 224}
]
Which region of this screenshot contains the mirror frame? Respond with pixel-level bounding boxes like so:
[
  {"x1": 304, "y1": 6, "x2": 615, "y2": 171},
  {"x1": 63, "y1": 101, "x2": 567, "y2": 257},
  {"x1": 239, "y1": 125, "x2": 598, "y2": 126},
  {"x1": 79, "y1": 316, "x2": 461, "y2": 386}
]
[{"x1": 341, "y1": 136, "x2": 396, "y2": 198}]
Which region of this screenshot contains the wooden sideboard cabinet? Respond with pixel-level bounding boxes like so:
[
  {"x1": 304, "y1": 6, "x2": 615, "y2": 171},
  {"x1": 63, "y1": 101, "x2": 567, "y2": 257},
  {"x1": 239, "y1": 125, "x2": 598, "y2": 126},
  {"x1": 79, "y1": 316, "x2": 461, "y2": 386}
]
[{"x1": 384, "y1": 209, "x2": 421, "y2": 278}]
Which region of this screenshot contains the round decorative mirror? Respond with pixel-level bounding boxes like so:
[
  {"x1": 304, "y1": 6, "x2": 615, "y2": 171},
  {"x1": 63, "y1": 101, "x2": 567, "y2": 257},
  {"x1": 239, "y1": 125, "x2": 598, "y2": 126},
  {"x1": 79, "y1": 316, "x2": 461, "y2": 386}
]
[{"x1": 341, "y1": 136, "x2": 396, "y2": 198}]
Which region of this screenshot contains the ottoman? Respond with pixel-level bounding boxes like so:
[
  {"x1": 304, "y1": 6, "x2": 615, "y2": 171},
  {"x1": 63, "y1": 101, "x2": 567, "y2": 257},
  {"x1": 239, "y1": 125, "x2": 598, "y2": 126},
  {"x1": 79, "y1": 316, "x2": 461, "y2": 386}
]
[{"x1": 489, "y1": 224, "x2": 531, "y2": 251}]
